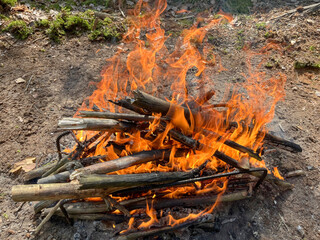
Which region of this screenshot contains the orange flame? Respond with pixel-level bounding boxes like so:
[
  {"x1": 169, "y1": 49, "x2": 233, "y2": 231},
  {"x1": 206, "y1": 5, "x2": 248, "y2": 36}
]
[
  {"x1": 273, "y1": 167, "x2": 284, "y2": 180},
  {"x1": 71, "y1": 0, "x2": 287, "y2": 232}
]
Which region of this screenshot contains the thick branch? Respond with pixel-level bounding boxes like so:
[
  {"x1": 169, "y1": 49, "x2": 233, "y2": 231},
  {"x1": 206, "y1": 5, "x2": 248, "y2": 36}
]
[
  {"x1": 11, "y1": 182, "x2": 117, "y2": 202},
  {"x1": 70, "y1": 149, "x2": 174, "y2": 180},
  {"x1": 58, "y1": 118, "x2": 135, "y2": 131},
  {"x1": 78, "y1": 170, "x2": 200, "y2": 190}
]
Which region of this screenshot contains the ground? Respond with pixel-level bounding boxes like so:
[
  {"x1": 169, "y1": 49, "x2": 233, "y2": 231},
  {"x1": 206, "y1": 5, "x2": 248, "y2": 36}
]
[{"x1": 0, "y1": 0, "x2": 319, "y2": 240}]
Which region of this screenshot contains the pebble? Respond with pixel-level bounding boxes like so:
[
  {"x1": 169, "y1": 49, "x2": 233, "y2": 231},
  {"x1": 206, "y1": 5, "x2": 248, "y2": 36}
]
[
  {"x1": 296, "y1": 225, "x2": 305, "y2": 237},
  {"x1": 315, "y1": 91, "x2": 320, "y2": 97},
  {"x1": 306, "y1": 19, "x2": 315, "y2": 24},
  {"x1": 8, "y1": 229, "x2": 16, "y2": 234},
  {"x1": 15, "y1": 78, "x2": 26, "y2": 84},
  {"x1": 307, "y1": 165, "x2": 315, "y2": 170}
]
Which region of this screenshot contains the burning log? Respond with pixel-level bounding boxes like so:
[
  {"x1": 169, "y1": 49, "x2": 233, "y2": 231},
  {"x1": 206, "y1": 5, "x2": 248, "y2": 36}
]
[
  {"x1": 71, "y1": 149, "x2": 173, "y2": 178},
  {"x1": 58, "y1": 118, "x2": 135, "y2": 131},
  {"x1": 42, "y1": 191, "x2": 248, "y2": 219},
  {"x1": 130, "y1": 90, "x2": 302, "y2": 153},
  {"x1": 12, "y1": 163, "x2": 205, "y2": 202},
  {"x1": 38, "y1": 150, "x2": 174, "y2": 184},
  {"x1": 79, "y1": 111, "x2": 164, "y2": 122},
  {"x1": 117, "y1": 215, "x2": 214, "y2": 240},
  {"x1": 79, "y1": 110, "x2": 262, "y2": 161},
  {"x1": 78, "y1": 170, "x2": 202, "y2": 190}
]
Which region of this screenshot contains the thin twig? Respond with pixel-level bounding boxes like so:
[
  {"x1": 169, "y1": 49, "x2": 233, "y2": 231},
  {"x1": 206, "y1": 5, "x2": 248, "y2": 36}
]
[
  {"x1": 34, "y1": 200, "x2": 63, "y2": 235},
  {"x1": 24, "y1": 75, "x2": 33, "y2": 92}
]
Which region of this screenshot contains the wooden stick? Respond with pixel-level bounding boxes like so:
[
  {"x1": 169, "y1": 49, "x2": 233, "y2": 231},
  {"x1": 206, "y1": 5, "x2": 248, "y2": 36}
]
[
  {"x1": 105, "y1": 196, "x2": 131, "y2": 217},
  {"x1": 124, "y1": 191, "x2": 249, "y2": 211},
  {"x1": 117, "y1": 215, "x2": 214, "y2": 240},
  {"x1": 78, "y1": 170, "x2": 201, "y2": 190},
  {"x1": 70, "y1": 149, "x2": 174, "y2": 180},
  {"x1": 58, "y1": 118, "x2": 135, "y2": 131},
  {"x1": 77, "y1": 110, "x2": 261, "y2": 161},
  {"x1": 11, "y1": 182, "x2": 118, "y2": 202},
  {"x1": 24, "y1": 161, "x2": 58, "y2": 182},
  {"x1": 263, "y1": 132, "x2": 302, "y2": 153},
  {"x1": 109, "y1": 99, "x2": 149, "y2": 115},
  {"x1": 42, "y1": 191, "x2": 248, "y2": 218},
  {"x1": 34, "y1": 200, "x2": 62, "y2": 235},
  {"x1": 132, "y1": 90, "x2": 195, "y2": 120},
  {"x1": 167, "y1": 128, "x2": 246, "y2": 170},
  {"x1": 79, "y1": 111, "x2": 166, "y2": 122},
  {"x1": 132, "y1": 91, "x2": 302, "y2": 153},
  {"x1": 37, "y1": 170, "x2": 73, "y2": 184}
]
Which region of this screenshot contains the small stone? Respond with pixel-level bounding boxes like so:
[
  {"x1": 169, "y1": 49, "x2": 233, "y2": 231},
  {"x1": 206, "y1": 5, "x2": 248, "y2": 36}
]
[
  {"x1": 26, "y1": 233, "x2": 31, "y2": 238},
  {"x1": 210, "y1": 0, "x2": 216, "y2": 5},
  {"x1": 15, "y1": 78, "x2": 26, "y2": 84},
  {"x1": 315, "y1": 91, "x2": 320, "y2": 97},
  {"x1": 292, "y1": 87, "x2": 298, "y2": 91},
  {"x1": 8, "y1": 229, "x2": 16, "y2": 234},
  {"x1": 306, "y1": 165, "x2": 314, "y2": 170},
  {"x1": 296, "y1": 225, "x2": 305, "y2": 237},
  {"x1": 306, "y1": 19, "x2": 315, "y2": 24},
  {"x1": 127, "y1": 1, "x2": 134, "y2": 6}
]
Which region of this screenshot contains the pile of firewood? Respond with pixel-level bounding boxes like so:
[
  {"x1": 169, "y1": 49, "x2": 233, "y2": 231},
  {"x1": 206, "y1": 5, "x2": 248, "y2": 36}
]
[{"x1": 11, "y1": 90, "x2": 302, "y2": 238}]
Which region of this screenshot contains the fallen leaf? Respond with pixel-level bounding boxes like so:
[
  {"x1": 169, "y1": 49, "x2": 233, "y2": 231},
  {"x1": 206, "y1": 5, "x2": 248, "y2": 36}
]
[
  {"x1": 10, "y1": 157, "x2": 36, "y2": 174},
  {"x1": 15, "y1": 78, "x2": 26, "y2": 84}
]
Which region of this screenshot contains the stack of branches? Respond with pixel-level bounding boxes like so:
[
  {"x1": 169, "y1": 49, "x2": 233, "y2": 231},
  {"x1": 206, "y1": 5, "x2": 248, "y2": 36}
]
[{"x1": 11, "y1": 90, "x2": 301, "y2": 238}]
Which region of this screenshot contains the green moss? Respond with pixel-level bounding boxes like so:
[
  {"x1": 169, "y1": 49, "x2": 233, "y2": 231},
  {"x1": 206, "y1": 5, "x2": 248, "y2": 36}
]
[
  {"x1": 294, "y1": 61, "x2": 320, "y2": 69},
  {"x1": 46, "y1": 17, "x2": 65, "y2": 42},
  {"x1": 51, "y1": 3, "x2": 61, "y2": 11},
  {"x1": 45, "y1": 9, "x2": 94, "y2": 42},
  {"x1": 89, "y1": 17, "x2": 124, "y2": 42},
  {"x1": 3, "y1": 20, "x2": 32, "y2": 39},
  {"x1": 0, "y1": 13, "x2": 9, "y2": 20},
  {"x1": 64, "y1": 15, "x2": 91, "y2": 34},
  {"x1": 264, "y1": 31, "x2": 274, "y2": 38},
  {"x1": 178, "y1": 18, "x2": 194, "y2": 28},
  {"x1": 36, "y1": 19, "x2": 50, "y2": 28},
  {"x1": 256, "y1": 22, "x2": 266, "y2": 30},
  {"x1": 0, "y1": 0, "x2": 17, "y2": 7}
]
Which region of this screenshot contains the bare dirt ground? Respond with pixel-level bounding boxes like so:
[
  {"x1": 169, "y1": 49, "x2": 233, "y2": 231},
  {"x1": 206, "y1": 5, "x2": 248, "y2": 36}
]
[{"x1": 0, "y1": 1, "x2": 319, "y2": 239}]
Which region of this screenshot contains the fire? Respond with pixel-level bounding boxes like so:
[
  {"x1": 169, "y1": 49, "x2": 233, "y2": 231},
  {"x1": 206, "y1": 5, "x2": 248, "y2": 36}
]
[
  {"x1": 273, "y1": 167, "x2": 284, "y2": 180},
  {"x1": 72, "y1": 0, "x2": 287, "y2": 232}
]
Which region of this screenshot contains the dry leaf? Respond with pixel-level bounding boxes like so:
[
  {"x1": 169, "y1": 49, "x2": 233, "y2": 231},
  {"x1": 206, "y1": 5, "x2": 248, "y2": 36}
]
[{"x1": 10, "y1": 157, "x2": 36, "y2": 174}]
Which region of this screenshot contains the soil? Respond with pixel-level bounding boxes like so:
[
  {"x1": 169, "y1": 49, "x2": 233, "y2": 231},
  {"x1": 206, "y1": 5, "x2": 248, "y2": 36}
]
[{"x1": 0, "y1": 1, "x2": 319, "y2": 240}]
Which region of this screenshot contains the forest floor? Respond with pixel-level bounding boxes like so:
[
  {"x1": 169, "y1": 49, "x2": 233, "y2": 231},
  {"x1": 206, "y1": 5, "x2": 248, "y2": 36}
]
[{"x1": 0, "y1": 0, "x2": 319, "y2": 239}]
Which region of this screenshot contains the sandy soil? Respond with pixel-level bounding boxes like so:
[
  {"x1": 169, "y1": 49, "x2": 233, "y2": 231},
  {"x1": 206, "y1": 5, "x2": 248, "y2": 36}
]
[{"x1": 0, "y1": 1, "x2": 319, "y2": 239}]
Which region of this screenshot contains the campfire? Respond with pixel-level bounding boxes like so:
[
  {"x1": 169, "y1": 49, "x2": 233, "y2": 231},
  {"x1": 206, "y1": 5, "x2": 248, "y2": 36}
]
[{"x1": 11, "y1": 0, "x2": 302, "y2": 238}]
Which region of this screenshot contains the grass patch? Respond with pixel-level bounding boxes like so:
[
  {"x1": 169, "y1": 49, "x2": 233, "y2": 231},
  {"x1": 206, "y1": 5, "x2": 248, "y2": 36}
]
[
  {"x1": 236, "y1": 29, "x2": 245, "y2": 50},
  {"x1": 3, "y1": 20, "x2": 32, "y2": 39},
  {"x1": 256, "y1": 22, "x2": 266, "y2": 30}
]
